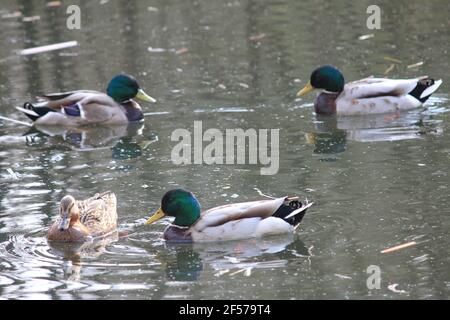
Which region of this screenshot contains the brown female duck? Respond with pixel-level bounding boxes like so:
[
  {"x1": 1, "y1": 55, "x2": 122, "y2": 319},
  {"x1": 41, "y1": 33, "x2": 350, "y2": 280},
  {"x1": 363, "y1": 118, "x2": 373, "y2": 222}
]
[{"x1": 48, "y1": 191, "x2": 118, "y2": 242}]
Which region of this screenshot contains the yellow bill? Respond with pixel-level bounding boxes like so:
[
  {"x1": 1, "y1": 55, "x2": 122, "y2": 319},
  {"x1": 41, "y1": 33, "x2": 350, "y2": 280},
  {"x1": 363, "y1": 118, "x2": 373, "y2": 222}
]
[
  {"x1": 136, "y1": 89, "x2": 157, "y2": 103},
  {"x1": 145, "y1": 207, "x2": 166, "y2": 225},
  {"x1": 297, "y1": 81, "x2": 315, "y2": 97}
]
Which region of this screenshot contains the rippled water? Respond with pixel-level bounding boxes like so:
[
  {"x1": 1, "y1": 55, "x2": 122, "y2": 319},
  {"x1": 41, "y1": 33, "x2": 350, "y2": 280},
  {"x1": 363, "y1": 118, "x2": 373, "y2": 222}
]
[{"x1": 0, "y1": 0, "x2": 449, "y2": 299}]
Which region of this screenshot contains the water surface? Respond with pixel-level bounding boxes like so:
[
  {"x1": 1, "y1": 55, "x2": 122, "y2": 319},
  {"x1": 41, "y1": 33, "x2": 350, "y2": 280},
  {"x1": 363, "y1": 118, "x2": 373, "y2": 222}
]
[{"x1": 0, "y1": 0, "x2": 449, "y2": 299}]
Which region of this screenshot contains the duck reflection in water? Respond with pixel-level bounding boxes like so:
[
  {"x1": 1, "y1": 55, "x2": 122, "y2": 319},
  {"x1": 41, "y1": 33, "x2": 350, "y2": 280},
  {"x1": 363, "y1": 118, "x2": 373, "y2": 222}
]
[
  {"x1": 306, "y1": 111, "x2": 443, "y2": 155},
  {"x1": 159, "y1": 235, "x2": 310, "y2": 282},
  {"x1": 48, "y1": 233, "x2": 118, "y2": 281},
  {"x1": 24, "y1": 123, "x2": 158, "y2": 159}
]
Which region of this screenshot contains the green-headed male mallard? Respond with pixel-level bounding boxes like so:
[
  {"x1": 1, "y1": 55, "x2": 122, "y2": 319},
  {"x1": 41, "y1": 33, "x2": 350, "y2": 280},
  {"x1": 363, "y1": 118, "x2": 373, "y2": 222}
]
[
  {"x1": 297, "y1": 65, "x2": 442, "y2": 116},
  {"x1": 47, "y1": 191, "x2": 118, "y2": 242},
  {"x1": 145, "y1": 189, "x2": 313, "y2": 242},
  {"x1": 16, "y1": 74, "x2": 156, "y2": 126}
]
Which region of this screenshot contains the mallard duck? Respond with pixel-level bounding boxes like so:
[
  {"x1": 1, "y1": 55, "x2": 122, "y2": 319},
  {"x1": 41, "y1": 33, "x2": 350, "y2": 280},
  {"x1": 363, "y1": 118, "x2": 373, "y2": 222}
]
[
  {"x1": 297, "y1": 65, "x2": 443, "y2": 116},
  {"x1": 145, "y1": 189, "x2": 313, "y2": 242},
  {"x1": 47, "y1": 191, "x2": 118, "y2": 242},
  {"x1": 16, "y1": 74, "x2": 156, "y2": 126}
]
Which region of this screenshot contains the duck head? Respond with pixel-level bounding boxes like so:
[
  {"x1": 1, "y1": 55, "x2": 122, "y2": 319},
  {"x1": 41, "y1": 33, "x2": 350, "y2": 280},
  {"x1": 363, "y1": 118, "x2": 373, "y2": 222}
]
[
  {"x1": 297, "y1": 65, "x2": 345, "y2": 96},
  {"x1": 145, "y1": 189, "x2": 201, "y2": 228},
  {"x1": 107, "y1": 74, "x2": 156, "y2": 104},
  {"x1": 58, "y1": 195, "x2": 80, "y2": 231}
]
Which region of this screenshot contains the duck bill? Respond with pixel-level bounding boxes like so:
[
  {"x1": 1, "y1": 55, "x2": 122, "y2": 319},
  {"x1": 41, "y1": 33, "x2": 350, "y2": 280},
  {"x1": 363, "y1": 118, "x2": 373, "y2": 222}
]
[
  {"x1": 136, "y1": 89, "x2": 157, "y2": 103},
  {"x1": 297, "y1": 82, "x2": 315, "y2": 97},
  {"x1": 58, "y1": 216, "x2": 70, "y2": 231},
  {"x1": 145, "y1": 208, "x2": 166, "y2": 225}
]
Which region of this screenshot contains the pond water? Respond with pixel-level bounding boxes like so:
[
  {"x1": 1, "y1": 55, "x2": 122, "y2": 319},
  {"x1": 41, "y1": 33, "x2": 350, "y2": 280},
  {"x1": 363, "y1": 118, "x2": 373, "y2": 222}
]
[{"x1": 0, "y1": 0, "x2": 449, "y2": 300}]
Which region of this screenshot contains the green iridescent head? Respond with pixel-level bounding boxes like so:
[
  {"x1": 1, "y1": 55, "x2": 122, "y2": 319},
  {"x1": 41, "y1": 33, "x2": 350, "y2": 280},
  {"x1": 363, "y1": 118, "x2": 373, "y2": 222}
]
[
  {"x1": 145, "y1": 189, "x2": 201, "y2": 227},
  {"x1": 106, "y1": 74, "x2": 156, "y2": 104},
  {"x1": 297, "y1": 65, "x2": 345, "y2": 96}
]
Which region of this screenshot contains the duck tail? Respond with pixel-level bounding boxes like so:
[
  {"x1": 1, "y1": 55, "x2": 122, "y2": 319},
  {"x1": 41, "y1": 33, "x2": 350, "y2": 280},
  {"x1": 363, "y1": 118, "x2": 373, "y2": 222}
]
[
  {"x1": 409, "y1": 78, "x2": 443, "y2": 103},
  {"x1": 273, "y1": 197, "x2": 313, "y2": 229},
  {"x1": 15, "y1": 102, "x2": 55, "y2": 122}
]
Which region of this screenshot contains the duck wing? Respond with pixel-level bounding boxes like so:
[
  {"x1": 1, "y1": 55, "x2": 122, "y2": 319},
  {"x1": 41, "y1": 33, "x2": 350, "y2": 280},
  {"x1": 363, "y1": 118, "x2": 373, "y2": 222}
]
[
  {"x1": 78, "y1": 191, "x2": 118, "y2": 235},
  {"x1": 65, "y1": 94, "x2": 124, "y2": 124},
  {"x1": 343, "y1": 78, "x2": 419, "y2": 100},
  {"x1": 42, "y1": 90, "x2": 102, "y2": 102},
  {"x1": 335, "y1": 77, "x2": 443, "y2": 115},
  {"x1": 195, "y1": 197, "x2": 311, "y2": 231}
]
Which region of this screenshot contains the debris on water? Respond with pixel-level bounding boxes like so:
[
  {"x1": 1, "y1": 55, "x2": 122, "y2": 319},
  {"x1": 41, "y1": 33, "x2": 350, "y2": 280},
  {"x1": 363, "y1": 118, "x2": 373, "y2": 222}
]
[
  {"x1": 238, "y1": 83, "x2": 249, "y2": 89},
  {"x1": 224, "y1": 256, "x2": 240, "y2": 264},
  {"x1": 142, "y1": 184, "x2": 150, "y2": 189},
  {"x1": 100, "y1": 0, "x2": 109, "y2": 4},
  {"x1": 218, "y1": 84, "x2": 227, "y2": 90},
  {"x1": 230, "y1": 267, "x2": 253, "y2": 276},
  {"x1": 0, "y1": 115, "x2": 32, "y2": 127},
  {"x1": 230, "y1": 194, "x2": 239, "y2": 199},
  {"x1": 22, "y1": 16, "x2": 40, "y2": 22},
  {"x1": 407, "y1": 61, "x2": 424, "y2": 69},
  {"x1": 335, "y1": 274, "x2": 352, "y2": 280},
  {"x1": 249, "y1": 33, "x2": 266, "y2": 42},
  {"x1": 305, "y1": 132, "x2": 316, "y2": 144},
  {"x1": 229, "y1": 269, "x2": 245, "y2": 276},
  {"x1": 254, "y1": 188, "x2": 276, "y2": 199},
  {"x1": 144, "y1": 111, "x2": 171, "y2": 116},
  {"x1": 381, "y1": 241, "x2": 416, "y2": 254},
  {"x1": 6, "y1": 168, "x2": 19, "y2": 180},
  {"x1": 175, "y1": 47, "x2": 189, "y2": 55},
  {"x1": 383, "y1": 56, "x2": 403, "y2": 64},
  {"x1": 58, "y1": 52, "x2": 78, "y2": 57},
  {"x1": 147, "y1": 6, "x2": 159, "y2": 12},
  {"x1": 2, "y1": 11, "x2": 22, "y2": 19},
  {"x1": 358, "y1": 34, "x2": 374, "y2": 40},
  {"x1": 19, "y1": 41, "x2": 78, "y2": 56},
  {"x1": 148, "y1": 47, "x2": 167, "y2": 53},
  {"x1": 50, "y1": 154, "x2": 64, "y2": 162},
  {"x1": 412, "y1": 254, "x2": 429, "y2": 264},
  {"x1": 384, "y1": 64, "x2": 395, "y2": 75},
  {"x1": 387, "y1": 284, "x2": 407, "y2": 294},
  {"x1": 418, "y1": 163, "x2": 426, "y2": 167},
  {"x1": 214, "y1": 269, "x2": 230, "y2": 277},
  {"x1": 46, "y1": 1, "x2": 62, "y2": 7}
]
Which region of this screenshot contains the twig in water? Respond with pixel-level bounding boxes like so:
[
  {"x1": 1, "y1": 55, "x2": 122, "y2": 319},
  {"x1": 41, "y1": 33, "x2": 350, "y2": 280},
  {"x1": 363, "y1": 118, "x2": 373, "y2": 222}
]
[
  {"x1": 254, "y1": 188, "x2": 276, "y2": 199},
  {"x1": 381, "y1": 241, "x2": 416, "y2": 254},
  {"x1": 0, "y1": 115, "x2": 32, "y2": 127}
]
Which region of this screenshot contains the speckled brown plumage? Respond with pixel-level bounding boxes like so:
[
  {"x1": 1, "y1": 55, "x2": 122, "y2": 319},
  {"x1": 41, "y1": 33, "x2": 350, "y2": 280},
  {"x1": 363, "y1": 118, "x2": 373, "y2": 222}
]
[{"x1": 47, "y1": 191, "x2": 118, "y2": 242}]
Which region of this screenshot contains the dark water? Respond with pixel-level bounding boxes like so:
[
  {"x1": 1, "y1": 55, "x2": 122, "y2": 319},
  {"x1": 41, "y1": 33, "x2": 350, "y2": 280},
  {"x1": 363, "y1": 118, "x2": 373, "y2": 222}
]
[{"x1": 0, "y1": 0, "x2": 449, "y2": 299}]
